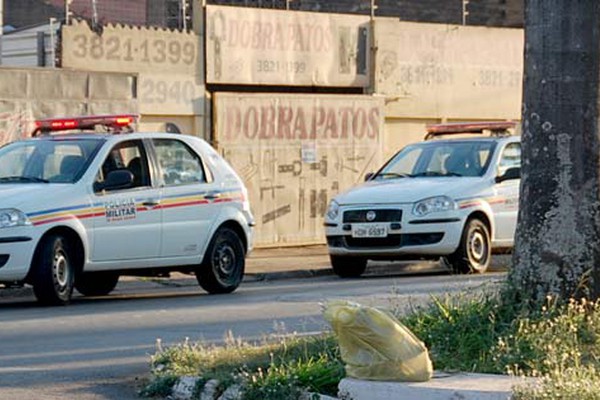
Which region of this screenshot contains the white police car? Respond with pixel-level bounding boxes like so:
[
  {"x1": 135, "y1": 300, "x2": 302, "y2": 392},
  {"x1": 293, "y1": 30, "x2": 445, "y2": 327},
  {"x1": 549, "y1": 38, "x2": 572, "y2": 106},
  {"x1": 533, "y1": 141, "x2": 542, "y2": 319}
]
[
  {"x1": 0, "y1": 115, "x2": 254, "y2": 305},
  {"x1": 325, "y1": 122, "x2": 520, "y2": 277}
]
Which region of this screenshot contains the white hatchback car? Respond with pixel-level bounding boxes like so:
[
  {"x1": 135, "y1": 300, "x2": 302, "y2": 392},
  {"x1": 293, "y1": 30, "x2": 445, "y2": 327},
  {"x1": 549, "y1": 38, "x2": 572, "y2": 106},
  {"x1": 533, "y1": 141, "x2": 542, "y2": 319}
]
[
  {"x1": 324, "y1": 122, "x2": 520, "y2": 277},
  {"x1": 0, "y1": 115, "x2": 254, "y2": 305}
]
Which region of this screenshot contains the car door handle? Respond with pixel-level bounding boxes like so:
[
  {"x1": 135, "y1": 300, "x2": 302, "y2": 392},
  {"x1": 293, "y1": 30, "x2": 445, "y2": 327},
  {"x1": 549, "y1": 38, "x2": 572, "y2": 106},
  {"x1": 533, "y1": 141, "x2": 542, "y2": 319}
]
[
  {"x1": 205, "y1": 193, "x2": 221, "y2": 200},
  {"x1": 142, "y1": 200, "x2": 160, "y2": 207}
]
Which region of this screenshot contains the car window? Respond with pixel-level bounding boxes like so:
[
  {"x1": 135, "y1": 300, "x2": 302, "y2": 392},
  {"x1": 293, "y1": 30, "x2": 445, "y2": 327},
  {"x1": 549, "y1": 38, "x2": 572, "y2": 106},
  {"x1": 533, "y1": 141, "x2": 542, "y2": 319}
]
[
  {"x1": 498, "y1": 143, "x2": 521, "y2": 175},
  {"x1": 0, "y1": 139, "x2": 102, "y2": 183},
  {"x1": 152, "y1": 139, "x2": 206, "y2": 186},
  {"x1": 95, "y1": 140, "x2": 150, "y2": 192}
]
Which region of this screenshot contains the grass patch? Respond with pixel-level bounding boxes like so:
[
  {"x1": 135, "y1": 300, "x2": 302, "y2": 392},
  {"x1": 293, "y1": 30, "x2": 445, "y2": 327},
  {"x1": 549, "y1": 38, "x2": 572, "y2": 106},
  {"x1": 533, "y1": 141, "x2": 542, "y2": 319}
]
[
  {"x1": 143, "y1": 289, "x2": 600, "y2": 399},
  {"x1": 400, "y1": 289, "x2": 518, "y2": 373},
  {"x1": 143, "y1": 332, "x2": 344, "y2": 399},
  {"x1": 512, "y1": 366, "x2": 600, "y2": 400}
]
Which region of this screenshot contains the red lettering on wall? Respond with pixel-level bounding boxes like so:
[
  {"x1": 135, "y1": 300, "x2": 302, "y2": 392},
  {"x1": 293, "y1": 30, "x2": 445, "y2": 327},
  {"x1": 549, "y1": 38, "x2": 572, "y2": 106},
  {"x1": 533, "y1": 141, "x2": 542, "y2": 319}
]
[
  {"x1": 352, "y1": 108, "x2": 367, "y2": 139},
  {"x1": 324, "y1": 108, "x2": 337, "y2": 138},
  {"x1": 367, "y1": 107, "x2": 380, "y2": 139},
  {"x1": 260, "y1": 106, "x2": 276, "y2": 139},
  {"x1": 224, "y1": 105, "x2": 241, "y2": 140},
  {"x1": 277, "y1": 106, "x2": 294, "y2": 139},
  {"x1": 221, "y1": 100, "x2": 381, "y2": 142},
  {"x1": 310, "y1": 106, "x2": 326, "y2": 139},
  {"x1": 338, "y1": 107, "x2": 353, "y2": 139},
  {"x1": 243, "y1": 106, "x2": 259, "y2": 139},
  {"x1": 294, "y1": 107, "x2": 307, "y2": 138}
]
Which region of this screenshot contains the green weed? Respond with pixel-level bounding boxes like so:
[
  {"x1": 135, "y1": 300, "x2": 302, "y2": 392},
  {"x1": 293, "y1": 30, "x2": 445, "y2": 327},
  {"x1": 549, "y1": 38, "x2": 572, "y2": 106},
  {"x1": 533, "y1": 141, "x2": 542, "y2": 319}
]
[{"x1": 143, "y1": 288, "x2": 600, "y2": 399}]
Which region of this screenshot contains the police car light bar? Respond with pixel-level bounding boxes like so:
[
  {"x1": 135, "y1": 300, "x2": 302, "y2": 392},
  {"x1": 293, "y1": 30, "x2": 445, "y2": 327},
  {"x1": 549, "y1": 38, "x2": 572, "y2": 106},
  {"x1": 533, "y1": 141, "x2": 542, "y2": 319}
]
[
  {"x1": 32, "y1": 114, "x2": 138, "y2": 136},
  {"x1": 424, "y1": 121, "x2": 517, "y2": 140}
]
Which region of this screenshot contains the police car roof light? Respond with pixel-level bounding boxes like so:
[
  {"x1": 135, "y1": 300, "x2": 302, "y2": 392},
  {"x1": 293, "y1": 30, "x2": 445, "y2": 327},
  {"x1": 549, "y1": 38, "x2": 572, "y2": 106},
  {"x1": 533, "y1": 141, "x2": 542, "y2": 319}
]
[
  {"x1": 424, "y1": 121, "x2": 517, "y2": 140},
  {"x1": 32, "y1": 114, "x2": 138, "y2": 136}
]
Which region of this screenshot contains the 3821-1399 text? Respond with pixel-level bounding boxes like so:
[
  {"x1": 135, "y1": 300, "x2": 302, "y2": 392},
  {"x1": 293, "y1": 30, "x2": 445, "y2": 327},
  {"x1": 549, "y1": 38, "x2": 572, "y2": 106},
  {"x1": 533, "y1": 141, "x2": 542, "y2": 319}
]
[{"x1": 70, "y1": 34, "x2": 196, "y2": 66}]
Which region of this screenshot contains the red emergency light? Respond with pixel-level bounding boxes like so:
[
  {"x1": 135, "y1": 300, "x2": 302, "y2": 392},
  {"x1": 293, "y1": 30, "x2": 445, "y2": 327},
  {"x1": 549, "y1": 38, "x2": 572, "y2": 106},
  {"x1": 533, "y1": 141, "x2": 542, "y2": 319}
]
[
  {"x1": 424, "y1": 121, "x2": 517, "y2": 140},
  {"x1": 32, "y1": 114, "x2": 138, "y2": 136}
]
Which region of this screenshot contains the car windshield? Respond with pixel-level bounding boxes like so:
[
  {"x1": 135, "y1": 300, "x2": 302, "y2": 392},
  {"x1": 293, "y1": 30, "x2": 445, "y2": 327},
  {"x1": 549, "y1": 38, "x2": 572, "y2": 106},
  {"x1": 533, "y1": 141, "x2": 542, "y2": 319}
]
[
  {"x1": 0, "y1": 138, "x2": 104, "y2": 184},
  {"x1": 374, "y1": 140, "x2": 497, "y2": 179}
]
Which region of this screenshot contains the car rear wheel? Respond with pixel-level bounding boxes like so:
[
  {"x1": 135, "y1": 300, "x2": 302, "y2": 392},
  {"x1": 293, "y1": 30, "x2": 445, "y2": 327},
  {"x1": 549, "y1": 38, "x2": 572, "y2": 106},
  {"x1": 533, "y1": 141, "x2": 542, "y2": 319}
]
[
  {"x1": 31, "y1": 234, "x2": 75, "y2": 305},
  {"x1": 196, "y1": 227, "x2": 245, "y2": 294},
  {"x1": 330, "y1": 256, "x2": 367, "y2": 278},
  {"x1": 446, "y1": 218, "x2": 491, "y2": 274},
  {"x1": 75, "y1": 272, "x2": 119, "y2": 296}
]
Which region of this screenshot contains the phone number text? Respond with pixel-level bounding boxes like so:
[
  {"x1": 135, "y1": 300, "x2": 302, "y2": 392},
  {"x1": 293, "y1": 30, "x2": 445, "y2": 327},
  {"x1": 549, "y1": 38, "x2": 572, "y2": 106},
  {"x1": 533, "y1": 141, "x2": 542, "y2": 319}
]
[{"x1": 70, "y1": 34, "x2": 196, "y2": 67}]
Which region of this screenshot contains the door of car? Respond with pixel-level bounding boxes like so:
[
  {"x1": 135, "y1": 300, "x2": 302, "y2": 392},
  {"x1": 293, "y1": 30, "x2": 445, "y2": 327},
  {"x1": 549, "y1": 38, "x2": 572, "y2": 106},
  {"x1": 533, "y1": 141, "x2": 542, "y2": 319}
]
[
  {"x1": 91, "y1": 139, "x2": 162, "y2": 261},
  {"x1": 492, "y1": 142, "x2": 521, "y2": 244},
  {"x1": 151, "y1": 138, "x2": 220, "y2": 259}
]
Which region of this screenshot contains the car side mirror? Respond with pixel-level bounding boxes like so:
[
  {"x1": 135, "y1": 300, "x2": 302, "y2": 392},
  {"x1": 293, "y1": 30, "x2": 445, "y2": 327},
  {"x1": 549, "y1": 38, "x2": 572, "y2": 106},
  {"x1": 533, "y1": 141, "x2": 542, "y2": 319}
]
[
  {"x1": 495, "y1": 167, "x2": 520, "y2": 183},
  {"x1": 365, "y1": 172, "x2": 375, "y2": 181},
  {"x1": 95, "y1": 170, "x2": 134, "y2": 192}
]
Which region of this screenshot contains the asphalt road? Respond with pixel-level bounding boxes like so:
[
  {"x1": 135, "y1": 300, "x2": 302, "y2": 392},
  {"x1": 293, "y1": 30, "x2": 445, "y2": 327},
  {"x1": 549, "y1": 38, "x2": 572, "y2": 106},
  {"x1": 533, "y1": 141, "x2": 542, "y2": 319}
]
[{"x1": 0, "y1": 264, "x2": 507, "y2": 400}]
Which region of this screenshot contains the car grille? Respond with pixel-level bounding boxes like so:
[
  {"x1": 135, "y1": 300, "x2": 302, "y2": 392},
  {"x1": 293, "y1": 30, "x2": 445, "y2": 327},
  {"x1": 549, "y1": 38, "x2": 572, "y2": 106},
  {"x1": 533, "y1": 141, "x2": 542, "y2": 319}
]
[
  {"x1": 343, "y1": 209, "x2": 402, "y2": 223},
  {"x1": 345, "y1": 235, "x2": 403, "y2": 248},
  {"x1": 327, "y1": 233, "x2": 444, "y2": 249}
]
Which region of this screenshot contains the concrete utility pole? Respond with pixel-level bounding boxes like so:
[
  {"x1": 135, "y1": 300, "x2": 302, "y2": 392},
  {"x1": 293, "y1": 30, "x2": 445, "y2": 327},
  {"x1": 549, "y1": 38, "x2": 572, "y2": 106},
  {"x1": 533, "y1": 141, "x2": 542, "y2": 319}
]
[
  {"x1": 510, "y1": 0, "x2": 600, "y2": 304},
  {"x1": 0, "y1": 0, "x2": 4, "y2": 65}
]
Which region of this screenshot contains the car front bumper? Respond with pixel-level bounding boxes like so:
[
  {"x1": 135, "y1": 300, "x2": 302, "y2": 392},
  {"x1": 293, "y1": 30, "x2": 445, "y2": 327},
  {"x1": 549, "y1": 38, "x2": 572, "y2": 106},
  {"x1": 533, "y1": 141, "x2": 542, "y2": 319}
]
[
  {"x1": 325, "y1": 207, "x2": 465, "y2": 259},
  {"x1": 0, "y1": 228, "x2": 37, "y2": 282}
]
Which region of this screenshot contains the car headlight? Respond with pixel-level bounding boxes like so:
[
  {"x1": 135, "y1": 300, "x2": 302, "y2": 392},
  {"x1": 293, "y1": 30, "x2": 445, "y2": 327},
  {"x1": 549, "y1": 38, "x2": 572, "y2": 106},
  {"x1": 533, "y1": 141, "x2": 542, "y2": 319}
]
[
  {"x1": 326, "y1": 200, "x2": 340, "y2": 220},
  {"x1": 412, "y1": 196, "x2": 457, "y2": 217},
  {"x1": 0, "y1": 209, "x2": 31, "y2": 228}
]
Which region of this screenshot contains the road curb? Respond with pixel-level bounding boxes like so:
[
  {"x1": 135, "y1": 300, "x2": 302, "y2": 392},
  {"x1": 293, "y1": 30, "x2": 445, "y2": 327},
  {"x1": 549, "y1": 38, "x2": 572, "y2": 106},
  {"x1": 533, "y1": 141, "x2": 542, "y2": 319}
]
[{"x1": 244, "y1": 268, "x2": 333, "y2": 282}]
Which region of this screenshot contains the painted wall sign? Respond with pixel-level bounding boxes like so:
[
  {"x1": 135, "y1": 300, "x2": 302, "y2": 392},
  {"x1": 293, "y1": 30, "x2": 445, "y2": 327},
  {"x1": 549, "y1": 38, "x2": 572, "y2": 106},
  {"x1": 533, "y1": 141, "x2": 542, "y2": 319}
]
[
  {"x1": 206, "y1": 5, "x2": 370, "y2": 87},
  {"x1": 214, "y1": 92, "x2": 384, "y2": 246},
  {"x1": 375, "y1": 19, "x2": 523, "y2": 119},
  {"x1": 62, "y1": 20, "x2": 204, "y2": 117}
]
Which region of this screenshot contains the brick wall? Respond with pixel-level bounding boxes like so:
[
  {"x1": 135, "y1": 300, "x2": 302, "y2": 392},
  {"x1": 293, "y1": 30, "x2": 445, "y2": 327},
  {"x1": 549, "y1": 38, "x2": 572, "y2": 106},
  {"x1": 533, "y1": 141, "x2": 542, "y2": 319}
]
[
  {"x1": 4, "y1": 0, "x2": 62, "y2": 29},
  {"x1": 208, "y1": 0, "x2": 524, "y2": 27},
  {"x1": 4, "y1": 0, "x2": 523, "y2": 29},
  {"x1": 45, "y1": 0, "x2": 148, "y2": 26}
]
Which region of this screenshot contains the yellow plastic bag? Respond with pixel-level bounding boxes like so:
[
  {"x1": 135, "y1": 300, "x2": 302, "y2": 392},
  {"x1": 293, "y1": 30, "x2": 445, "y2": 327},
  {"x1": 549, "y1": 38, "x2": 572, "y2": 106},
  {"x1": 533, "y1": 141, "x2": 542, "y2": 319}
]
[{"x1": 323, "y1": 300, "x2": 433, "y2": 382}]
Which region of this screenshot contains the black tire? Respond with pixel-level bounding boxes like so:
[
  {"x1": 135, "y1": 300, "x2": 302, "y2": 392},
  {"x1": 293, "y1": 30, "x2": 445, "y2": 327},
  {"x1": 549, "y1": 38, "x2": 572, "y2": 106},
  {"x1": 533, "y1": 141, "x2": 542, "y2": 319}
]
[
  {"x1": 196, "y1": 228, "x2": 245, "y2": 294},
  {"x1": 330, "y1": 256, "x2": 367, "y2": 278},
  {"x1": 75, "y1": 272, "x2": 119, "y2": 296},
  {"x1": 31, "y1": 234, "x2": 75, "y2": 305},
  {"x1": 447, "y1": 218, "x2": 491, "y2": 274}
]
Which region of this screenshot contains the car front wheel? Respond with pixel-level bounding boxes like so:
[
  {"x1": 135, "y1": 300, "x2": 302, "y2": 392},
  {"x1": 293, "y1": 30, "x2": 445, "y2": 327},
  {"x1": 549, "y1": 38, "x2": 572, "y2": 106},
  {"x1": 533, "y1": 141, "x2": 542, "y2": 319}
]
[
  {"x1": 75, "y1": 272, "x2": 119, "y2": 296},
  {"x1": 196, "y1": 227, "x2": 245, "y2": 294},
  {"x1": 330, "y1": 256, "x2": 367, "y2": 278},
  {"x1": 446, "y1": 218, "x2": 491, "y2": 274},
  {"x1": 31, "y1": 234, "x2": 75, "y2": 305}
]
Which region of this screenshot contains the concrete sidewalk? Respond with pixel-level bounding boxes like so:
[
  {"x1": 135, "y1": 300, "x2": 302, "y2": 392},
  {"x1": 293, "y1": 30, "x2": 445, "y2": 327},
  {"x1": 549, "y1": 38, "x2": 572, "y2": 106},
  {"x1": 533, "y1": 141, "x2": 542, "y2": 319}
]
[
  {"x1": 244, "y1": 244, "x2": 456, "y2": 282},
  {"x1": 245, "y1": 244, "x2": 332, "y2": 280}
]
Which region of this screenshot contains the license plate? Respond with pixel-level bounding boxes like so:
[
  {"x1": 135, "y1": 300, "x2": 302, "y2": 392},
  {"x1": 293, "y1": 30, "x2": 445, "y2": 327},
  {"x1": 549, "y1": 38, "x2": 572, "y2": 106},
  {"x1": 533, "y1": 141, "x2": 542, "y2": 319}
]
[{"x1": 351, "y1": 223, "x2": 388, "y2": 238}]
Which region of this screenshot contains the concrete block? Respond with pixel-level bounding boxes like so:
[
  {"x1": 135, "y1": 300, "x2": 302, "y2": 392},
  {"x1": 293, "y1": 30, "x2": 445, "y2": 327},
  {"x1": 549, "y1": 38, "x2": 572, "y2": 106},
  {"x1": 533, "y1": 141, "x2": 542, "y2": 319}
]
[
  {"x1": 169, "y1": 376, "x2": 200, "y2": 400},
  {"x1": 338, "y1": 373, "x2": 533, "y2": 400}
]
